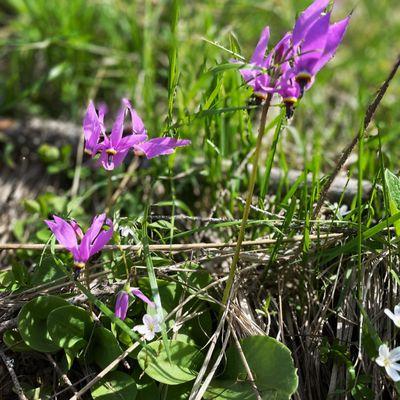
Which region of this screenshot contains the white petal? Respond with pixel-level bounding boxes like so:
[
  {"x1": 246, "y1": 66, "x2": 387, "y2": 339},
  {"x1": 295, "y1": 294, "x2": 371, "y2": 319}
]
[
  {"x1": 385, "y1": 309, "x2": 396, "y2": 323},
  {"x1": 386, "y1": 366, "x2": 400, "y2": 382},
  {"x1": 376, "y1": 356, "x2": 386, "y2": 367},
  {"x1": 395, "y1": 305, "x2": 400, "y2": 316},
  {"x1": 144, "y1": 330, "x2": 156, "y2": 341},
  {"x1": 390, "y1": 362, "x2": 400, "y2": 372},
  {"x1": 390, "y1": 347, "x2": 400, "y2": 362},
  {"x1": 133, "y1": 324, "x2": 150, "y2": 336},
  {"x1": 379, "y1": 344, "x2": 390, "y2": 358},
  {"x1": 143, "y1": 314, "x2": 155, "y2": 327}
]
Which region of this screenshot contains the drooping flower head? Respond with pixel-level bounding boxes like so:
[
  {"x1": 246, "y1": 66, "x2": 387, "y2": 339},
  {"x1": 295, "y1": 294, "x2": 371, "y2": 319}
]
[
  {"x1": 133, "y1": 314, "x2": 162, "y2": 341},
  {"x1": 232, "y1": 0, "x2": 350, "y2": 108},
  {"x1": 115, "y1": 286, "x2": 155, "y2": 320},
  {"x1": 83, "y1": 99, "x2": 190, "y2": 169},
  {"x1": 376, "y1": 344, "x2": 400, "y2": 382},
  {"x1": 45, "y1": 214, "x2": 113, "y2": 269},
  {"x1": 291, "y1": 0, "x2": 351, "y2": 91}
]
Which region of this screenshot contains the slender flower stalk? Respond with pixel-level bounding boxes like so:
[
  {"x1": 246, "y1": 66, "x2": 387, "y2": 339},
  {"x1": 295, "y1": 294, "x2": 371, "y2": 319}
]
[{"x1": 221, "y1": 94, "x2": 272, "y2": 306}]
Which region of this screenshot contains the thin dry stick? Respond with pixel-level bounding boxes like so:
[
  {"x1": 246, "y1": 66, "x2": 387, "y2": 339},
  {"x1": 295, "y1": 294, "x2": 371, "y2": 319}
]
[
  {"x1": 0, "y1": 349, "x2": 28, "y2": 400},
  {"x1": 0, "y1": 233, "x2": 342, "y2": 252},
  {"x1": 313, "y1": 54, "x2": 400, "y2": 219},
  {"x1": 221, "y1": 94, "x2": 273, "y2": 306},
  {"x1": 68, "y1": 341, "x2": 140, "y2": 400},
  {"x1": 231, "y1": 328, "x2": 262, "y2": 400},
  {"x1": 46, "y1": 354, "x2": 78, "y2": 397}
]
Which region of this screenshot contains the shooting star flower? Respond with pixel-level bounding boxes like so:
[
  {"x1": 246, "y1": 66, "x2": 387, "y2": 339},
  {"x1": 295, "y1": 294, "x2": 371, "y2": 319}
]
[
  {"x1": 44, "y1": 214, "x2": 113, "y2": 270},
  {"x1": 114, "y1": 287, "x2": 155, "y2": 320}
]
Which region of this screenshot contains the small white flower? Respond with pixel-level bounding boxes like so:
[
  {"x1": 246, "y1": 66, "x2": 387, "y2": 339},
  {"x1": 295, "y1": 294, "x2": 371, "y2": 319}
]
[
  {"x1": 376, "y1": 344, "x2": 400, "y2": 382},
  {"x1": 119, "y1": 226, "x2": 134, "y2": 238},
  {"x1": 133, "y1": 314, "x2": 162, "y2": 341},
  {"x1": 384, "y1": 305, "x2": 400, "y2": 327}
]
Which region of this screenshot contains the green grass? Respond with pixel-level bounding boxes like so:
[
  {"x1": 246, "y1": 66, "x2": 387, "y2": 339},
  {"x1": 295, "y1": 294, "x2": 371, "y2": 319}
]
[{"x1": 2, "y1": 0, "x2": 400, "y2": 398}]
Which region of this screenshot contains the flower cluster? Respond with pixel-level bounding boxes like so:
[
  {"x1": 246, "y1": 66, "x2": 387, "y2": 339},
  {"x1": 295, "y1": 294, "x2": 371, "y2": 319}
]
[
  {"x1": 376, "y1": 305, "x2": 400, "y2": 381},
  {"x1": 83, "y1": 98, "x2": 190, "y2": 170},
  {"x1": 232, "y1": 0, "x2": 350, "y2": 116},
  {"x1": 45, "y1": 96, "x2": 190, "y2": 342}
]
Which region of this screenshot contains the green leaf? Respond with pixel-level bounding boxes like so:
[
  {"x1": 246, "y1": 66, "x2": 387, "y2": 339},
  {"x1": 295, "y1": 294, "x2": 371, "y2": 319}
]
[
  {"x1": 3, "y1": 329, "x2": 31, "y2": 352},
  {"x1": 137, "y1": 339, "x2": 204, "y2": 385},
  {"x1": 385, "y1": 169, "x2": 400, "y2": 236},
  {"x1": 18, "y1": 295, "x2": 69, "y2": 352},
  {"x1": 91, "y1": 371, "x2": 137, "y2": 400},
  {"x1": 92, "y1": 327, "x2": 123, "y2": 370},
  {"x1": 205, "y1": 336, "x2": 298, "y2": 400},
  {"x1": 47, "y1": 305, "x2": 93, "y2": 352},
  {"x1": 32, "y1": 257, "x2": 65, "y2": 285}
]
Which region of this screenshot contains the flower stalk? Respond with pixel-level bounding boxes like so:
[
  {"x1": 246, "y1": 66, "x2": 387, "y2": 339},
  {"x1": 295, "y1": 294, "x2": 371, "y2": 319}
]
[{"x1": 221, "y1": 93, "x2": 272, "y2": 306}]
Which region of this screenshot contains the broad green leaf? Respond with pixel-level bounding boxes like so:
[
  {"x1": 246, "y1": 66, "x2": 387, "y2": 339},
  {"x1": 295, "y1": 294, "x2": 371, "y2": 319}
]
[
  {"x1": 47, "y1": 305, "x2": 93, "y2": 352},
  {"x1": 3, "y1": 329, "x2": 31, "y2": 352},
  {"x1": 385, "y1": 169, "x2": 400, "y2": 236},
  {"x1": 206, "y1": 336, "x2": 298, "y2": 400},
  {"x1": 137, "y1": 339, "x2": 204, "y2": 385},
  {"x1": 91, "y1": 371, "x2": 137, "y2": 400},
  {"x1": 18, "y1": 295, "x2": 69, "y2": 352},
  {"x1": 92, "y1": 326, "x2": 123, "y2": 370}
]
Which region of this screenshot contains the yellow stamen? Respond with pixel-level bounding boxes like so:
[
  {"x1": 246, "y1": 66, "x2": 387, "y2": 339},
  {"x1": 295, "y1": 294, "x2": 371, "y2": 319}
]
[
  {"x1": 106, "y1": 148, "x2": 117, "y2": 155},
  {"x1": 74, "y1": 262, "x2": 85, "y2": 269}
]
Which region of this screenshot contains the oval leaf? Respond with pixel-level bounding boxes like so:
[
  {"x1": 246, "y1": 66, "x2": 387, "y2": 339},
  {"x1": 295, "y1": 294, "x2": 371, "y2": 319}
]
[
  {"x1": 91, "y1": 371, "x2": 137, "y2": 400},
  {"x1": 47, "y1": 305, "x2": 93, "y2": 352},
  {"x1": 137, "y1": 340, "x2": 204, "y2": 385},
  {"x1": 18, "y1": 295, "x2": 69, "y2": 352}
]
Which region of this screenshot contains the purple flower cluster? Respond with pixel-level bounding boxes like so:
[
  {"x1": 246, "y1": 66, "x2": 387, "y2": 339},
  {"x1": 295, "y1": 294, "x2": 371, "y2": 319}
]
[
  {"x1": 233, "y1": 0, "x2": 350, "y2": 115},
  {"x1": 83, "y1": 98, "x2": 190, "y2": 170}
]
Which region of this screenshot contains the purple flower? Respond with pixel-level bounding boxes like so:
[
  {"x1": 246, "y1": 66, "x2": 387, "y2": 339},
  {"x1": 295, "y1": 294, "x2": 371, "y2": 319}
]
[
  {"x1": 45, "y1": 213, "x2": 113, "y2": 269},
  {"x1": 291, "y1": 1, "x2": 351, "y2": 89},
  {"x1": 97, "y1": 99, "x2": 148, "y2": 170},
  {"x1": 114, "y1": 287, "x2": 155, "y2": 320},
  {"x1": 83, "y1": 102, "x2": 106, "y2": 156},
  {"x1": 83, "y1": 98, "x2": 147, "y2": 171},
  {"x1": 134, "y1": 137, "x2": 191, "y2": 159},
  {"x1": 232, "y1": 0, "x2": 350, "y2": 104}
]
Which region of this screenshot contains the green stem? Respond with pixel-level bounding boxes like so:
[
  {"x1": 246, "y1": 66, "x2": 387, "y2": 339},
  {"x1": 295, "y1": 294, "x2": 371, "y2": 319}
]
[
  {"x1": 106, "y1": 173, "x2": 113, "y2": 210},
  {"x1": 221, "y1": 94, "x2": 272, "y2": 306}
]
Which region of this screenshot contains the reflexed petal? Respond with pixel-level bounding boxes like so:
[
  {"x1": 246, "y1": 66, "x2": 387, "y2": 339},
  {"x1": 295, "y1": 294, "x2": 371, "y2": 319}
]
[
  {"x1": 83, "y1": 101, "x2": 105, "y2": 155},
  {"x1": 385, "y1": 309, "x2": 396, "y2": 322},
  {"x1": 115, "y1": 292, "x2": 129, "y2": 320},
  {"x1": 250, "y1": 26, "x2": 270, "y2": 65},
  {"x1": 98, "y1": 149, "x2": 129, "y2": 170},
  {"x1": 89, "y1": 220, "x2": 114, "y2": 257},
  {"x1": 45, "y1": 216, "x2": 78, "y2": 251},
  {"x1": 118, "y1": 134, "x2": 148, "y2": 151},
  {"x1": 133, "y1": 324, "x2": 153, "y2": 340},
  {"x1": 386, "y1": 366, "x2": 400, "y2": 382},
  {"x1": 69, "y1": 220, "x2": 84, "y2": 240},
  {"x1": 128, "y1": 107, "x2": 147, "y2": 135},
  {"x1": 131, "y1": 288, "x2": 155, "y2": 308},
  {"x1": 110, "y1": 99, "x2": 132, "y2": 145},
  {"x1": 314, "y1": 16, "x2": 351, "y2": 74},
  {"x1": 134, "y1": 137, "x2": 191, "y2": 159},
  {"x1": 293, "y1": 0, "x2": 330, "y2": 45}
]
